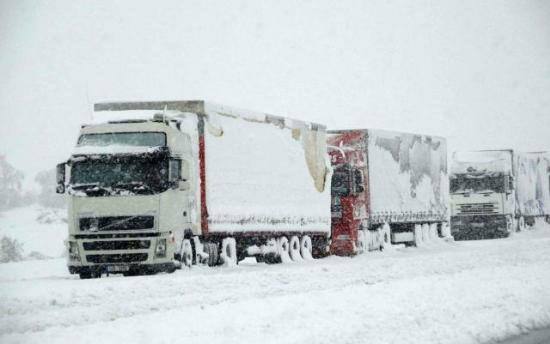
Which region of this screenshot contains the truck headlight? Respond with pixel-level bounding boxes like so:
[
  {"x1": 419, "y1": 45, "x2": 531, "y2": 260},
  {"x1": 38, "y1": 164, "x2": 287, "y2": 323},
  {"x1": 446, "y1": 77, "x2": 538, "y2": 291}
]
[
  {"x1": 155, "y1": 239, "x2": 167, "y2": 258},
  {"x1": 68, "y1": 241, "x2": 80, "y2": 261}
]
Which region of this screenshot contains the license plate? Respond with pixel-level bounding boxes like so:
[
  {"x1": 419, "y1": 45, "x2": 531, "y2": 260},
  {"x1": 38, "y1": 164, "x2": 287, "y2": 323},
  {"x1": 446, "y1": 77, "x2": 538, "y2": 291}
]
[{"x1": 107, "y1": 265, "x2": 129, "y2": 272}]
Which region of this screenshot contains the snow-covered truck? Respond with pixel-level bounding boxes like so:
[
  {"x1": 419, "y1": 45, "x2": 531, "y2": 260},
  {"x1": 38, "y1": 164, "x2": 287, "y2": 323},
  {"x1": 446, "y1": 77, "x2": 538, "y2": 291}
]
[
  {"x1": 56, "y1": 100, "x2": 331, "y2": 278},
  {"x1": 450, "y1": 150, "x2": 550, "y2": 240},
  {"x1": 327, "y1": 129, "x2": 450, "y2": 256}
]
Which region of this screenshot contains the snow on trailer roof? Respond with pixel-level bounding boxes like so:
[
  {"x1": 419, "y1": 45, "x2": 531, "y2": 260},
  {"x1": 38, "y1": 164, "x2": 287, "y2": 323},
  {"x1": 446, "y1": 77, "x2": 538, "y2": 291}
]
[
  {"x1": 451, "y1": 150, "x2": 513, "y2": 176},
  {"x1": 327, "y1": 127, "x2": 447, "y2": 141},
  {"x1": 93, "y1": 100, "x2": 326, "y2": 131}
]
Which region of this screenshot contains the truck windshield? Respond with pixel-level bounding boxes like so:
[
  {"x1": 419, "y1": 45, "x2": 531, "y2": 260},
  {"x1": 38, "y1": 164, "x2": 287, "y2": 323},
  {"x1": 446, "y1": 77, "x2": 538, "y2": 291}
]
[
  {"x1": 77, "y1": 132, "x2": 166, "y2": 147},
  {"x1": 332, "y1": 167, "x2": 351, "y2": 196},
  {"x1": 450, "y1": 175, "x2": 506, "y2": 193},
  {"x1": 69, "y1": 155, "x2": 168, "y2": 196}
]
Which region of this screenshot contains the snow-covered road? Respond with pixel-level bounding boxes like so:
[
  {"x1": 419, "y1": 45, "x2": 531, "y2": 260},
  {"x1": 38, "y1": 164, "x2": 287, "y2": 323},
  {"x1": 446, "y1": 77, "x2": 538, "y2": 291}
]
[{"x1": 1, "y1": 229, "x2": 550, "y2": 344}]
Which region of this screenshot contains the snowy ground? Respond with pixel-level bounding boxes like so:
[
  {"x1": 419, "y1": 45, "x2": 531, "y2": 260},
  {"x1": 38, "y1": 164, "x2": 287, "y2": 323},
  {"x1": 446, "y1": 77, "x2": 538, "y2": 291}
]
[{"x1": 1, "y1": 208, "x2": 550, "y2": 344}]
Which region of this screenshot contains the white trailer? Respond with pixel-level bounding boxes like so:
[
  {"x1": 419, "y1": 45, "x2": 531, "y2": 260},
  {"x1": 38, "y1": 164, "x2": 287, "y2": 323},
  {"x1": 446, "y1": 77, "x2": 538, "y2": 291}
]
[{"x1": 57, "y1": 101, "x2": 331, "y2": 278}]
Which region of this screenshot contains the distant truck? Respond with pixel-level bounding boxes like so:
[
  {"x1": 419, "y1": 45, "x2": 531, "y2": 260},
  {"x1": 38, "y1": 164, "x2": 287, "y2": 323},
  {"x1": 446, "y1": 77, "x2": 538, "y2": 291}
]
[
  {"x1": 57, "y1": 101, "x2": 331, "y2": 278},
  {"x1": 327, "y1": 129, "x2": 450, "y2": 256},
  {"x1": 450, "y1": 150, "x2": 550, "y2": 240}
]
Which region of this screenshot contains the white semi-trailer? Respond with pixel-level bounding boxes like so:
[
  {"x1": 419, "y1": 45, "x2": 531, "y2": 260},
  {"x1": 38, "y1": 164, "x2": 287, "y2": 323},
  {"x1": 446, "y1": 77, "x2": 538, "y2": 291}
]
[
  {"x1": 327, "y1": 129, "x2": 450, "y2": 255},
  {"x1": 450, "y1": 150, "x2": 550, "y2": 240},
  {"x1": 57, "y1": 101, "x2": 331, "y2": 278}
]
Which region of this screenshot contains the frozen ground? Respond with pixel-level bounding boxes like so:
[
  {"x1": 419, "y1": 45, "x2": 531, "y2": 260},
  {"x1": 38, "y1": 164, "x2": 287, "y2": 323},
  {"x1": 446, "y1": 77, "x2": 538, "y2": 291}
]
[{"x1": 1, "y1": 208, "x2": 550, "y2": 344}]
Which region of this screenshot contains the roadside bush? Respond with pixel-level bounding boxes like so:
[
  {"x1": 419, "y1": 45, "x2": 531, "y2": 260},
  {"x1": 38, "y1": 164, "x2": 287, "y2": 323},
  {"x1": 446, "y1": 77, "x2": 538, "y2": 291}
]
[{"x1": 0, "y1": 236, "x2": 24, "y2": 263}]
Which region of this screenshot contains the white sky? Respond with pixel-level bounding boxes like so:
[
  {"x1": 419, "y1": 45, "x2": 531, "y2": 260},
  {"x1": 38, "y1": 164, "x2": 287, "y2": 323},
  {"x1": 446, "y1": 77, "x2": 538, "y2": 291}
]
[{"x1": 1, "y1": 0, "x2": 549, "y2": 188}]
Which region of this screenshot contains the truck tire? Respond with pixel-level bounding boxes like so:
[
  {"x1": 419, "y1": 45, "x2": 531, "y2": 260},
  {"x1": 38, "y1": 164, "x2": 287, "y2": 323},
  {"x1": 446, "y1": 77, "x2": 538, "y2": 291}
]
[
  {"x1": 300, "y1": 235, "x2": 313, "y2": 260},
  {"x1": 289, "y1": 236, "x2": 302, "y2": 261},
  {"x1": 363, "y1": 230, "x2": 372, "y2": 252},
  {"x1": 203, "y1": 242, "x2": 220, "y2": 266},
  {"x1": 356, "y1": 230, "x2": 366, "y2": 254},
  {"x1": 429, "y1": 223, "x2": 438, "y2": 240},
  {"x1": 421, "y1": 223, "x2": 430, "y2": 242},
  {"x1": 517, "y1": 216, "x2": 526, "y2": 232},
  {"x1": 380, "y1": 223, "x2": 391, "y2": 249},
  {"x1": 79, "y1": 272, "x2": 92, "y2": 279},
  {"x1": 221, "y1": 238, "x2": 237, "y2": 267},
  {"x1": 277, "y1": 236, "x2": 291, "y2": 263},
  {"x1": 414, "y1": 224, "x2": 423, "y2": 246}
]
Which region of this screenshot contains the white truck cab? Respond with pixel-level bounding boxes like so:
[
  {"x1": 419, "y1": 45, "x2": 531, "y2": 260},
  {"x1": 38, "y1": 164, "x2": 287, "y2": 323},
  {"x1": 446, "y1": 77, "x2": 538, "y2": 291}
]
[{"x1": 58, "y1": 116, "x2": 195, "y2": 278}]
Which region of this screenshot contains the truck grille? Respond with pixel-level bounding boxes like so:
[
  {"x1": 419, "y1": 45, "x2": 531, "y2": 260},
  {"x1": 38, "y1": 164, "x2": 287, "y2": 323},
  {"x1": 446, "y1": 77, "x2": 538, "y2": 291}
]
[
  {"x1": 79, "y1": 216, "x2": 154, "y2": 231},
  {"x1": 456, "y1": 203, "x2": 497, "y2": 214},
  {"x1": 82, "y1": 240, "x2": 151, "y2": 251},
  {"x1": 86, "y1": 253, "x2": 148, "y2": 264}
]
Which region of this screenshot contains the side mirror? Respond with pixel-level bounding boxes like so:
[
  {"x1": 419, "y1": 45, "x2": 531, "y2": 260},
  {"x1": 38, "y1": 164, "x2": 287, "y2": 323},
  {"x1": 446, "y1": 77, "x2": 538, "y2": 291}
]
[{"x1": 56, "y1": 163, "x2": 66, "y2": 194}]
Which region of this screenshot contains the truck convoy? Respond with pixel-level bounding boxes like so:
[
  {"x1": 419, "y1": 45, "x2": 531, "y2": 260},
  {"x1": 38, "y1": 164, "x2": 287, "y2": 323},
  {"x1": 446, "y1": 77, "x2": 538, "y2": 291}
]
[
  {"x1": 56, "y1": 100, "x2": 455, "y2": 278},
  {"x1": 57, "y1": 101, "x2": 331, "y2": 278},
  {"x1": 450, "y1": 150, "x2": 550, "y2": 240},
  {"x1": 327, "y1": 129, "x2": 450, "y2": 255}
]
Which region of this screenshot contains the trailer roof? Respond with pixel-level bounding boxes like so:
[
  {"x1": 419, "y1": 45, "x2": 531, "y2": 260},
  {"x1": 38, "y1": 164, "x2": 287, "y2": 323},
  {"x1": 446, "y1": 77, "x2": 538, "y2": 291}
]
[
  {"x1": 94, "y1": 100, "x2": 326, "y2": 130},
  {"x1": 327, "y1": 128, "x2": 446, "y2": 141}
]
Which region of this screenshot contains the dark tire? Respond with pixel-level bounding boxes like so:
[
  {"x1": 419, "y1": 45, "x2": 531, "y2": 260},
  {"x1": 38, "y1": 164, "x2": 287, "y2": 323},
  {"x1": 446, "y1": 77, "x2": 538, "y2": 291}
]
[
  {"x1": 264, "y1": 253, "x2": 281, "y2": 264},
  {"x1": 204, "y1": 242, "x2": 220, "y2": 267},
  {"x1": 79, "y1": 272, "x2": 92, "y2": 279}
]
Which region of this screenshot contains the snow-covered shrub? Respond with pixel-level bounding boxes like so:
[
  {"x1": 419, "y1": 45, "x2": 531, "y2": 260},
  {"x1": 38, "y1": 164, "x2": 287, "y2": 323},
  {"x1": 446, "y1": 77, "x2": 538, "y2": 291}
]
[
  {"x1": 0, "y1": 236, "x2": 24, "y2": 263},
  {"x1": 0, "y1": 156, "x2": 26, "y2": 210},
  {"x1": 27, "y1": 251, "x2": 48, "y2": 260}
]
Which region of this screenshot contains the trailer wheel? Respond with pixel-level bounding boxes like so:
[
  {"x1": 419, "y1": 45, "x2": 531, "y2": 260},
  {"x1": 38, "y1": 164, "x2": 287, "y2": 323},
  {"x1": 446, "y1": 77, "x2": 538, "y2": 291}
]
[
  {"x1": 203, "y1": 242, "x2": 219, "y2": 266},
  {"x1": 289, "y1": 236, "x2": 302, "y2": 261},
  {"x1": 181, "y1": 239, "x2": 193, "y2": 267},
  {"x1": 421, "y1": 224, "x2": 430, "y2": 242},
  {"x1": 381, "y1": 223, "x2": 391, "y2": 249},
  {"x1": 221, "y1": 238, "x2": 237, "y2": 267},
  {"x1": 277, "y1": 236, "x2": 291, "y2": 263},
  {"x1": 300, "y1": 235, "x2": 313, "y2": 260},
  {"x1": 263, "y1": 238, "x2": 281, "y2": 264},
  {"x1": 517, "y1": 216, "x2": 526, "y2": 232},
  {"x1": 414, "y1": 224, "x2": 423, "y2": 246},
  {"x1": 79, "y1": 272, "x2": 92, "y2": 279},
  {"x1": 429, "y1": 223, "x2": 438, "y2": 240},
  {"x1": 363, "y1": 230, "x2": 372, "y2": 252},
  {"x1": 356, "y1": 230, "x2": 366, "y2": 254}
]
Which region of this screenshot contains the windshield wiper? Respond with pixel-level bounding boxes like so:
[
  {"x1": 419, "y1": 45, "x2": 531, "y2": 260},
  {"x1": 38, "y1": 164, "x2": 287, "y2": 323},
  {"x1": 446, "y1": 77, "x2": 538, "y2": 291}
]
[
  {"x1": 112, "y1": 181, "x2": 154, "y2": 194},
  {"x1": 70, "y1": 183, "x2": 111, "y2": 195}
]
